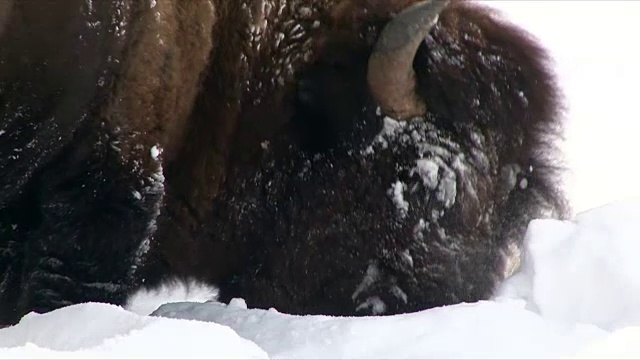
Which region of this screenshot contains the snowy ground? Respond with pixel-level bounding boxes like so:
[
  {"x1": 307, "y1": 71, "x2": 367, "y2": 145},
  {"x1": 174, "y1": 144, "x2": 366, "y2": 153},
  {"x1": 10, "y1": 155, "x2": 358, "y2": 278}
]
[
  {"x1": 4, "y1": 201, "x2": 640, "y2": 359},
  {"x1": 3, "y1": 1, "x2": 640, "y2": 359}
]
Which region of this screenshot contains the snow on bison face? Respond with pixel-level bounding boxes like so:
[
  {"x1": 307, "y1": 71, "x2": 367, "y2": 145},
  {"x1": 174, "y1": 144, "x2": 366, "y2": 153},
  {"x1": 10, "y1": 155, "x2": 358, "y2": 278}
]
[
  {"x1": 194, "y1": 1, "x2": 568, "y2": 316},
  {"x1": 0, "y1": 0, "x2": 567, "y2": 323}
]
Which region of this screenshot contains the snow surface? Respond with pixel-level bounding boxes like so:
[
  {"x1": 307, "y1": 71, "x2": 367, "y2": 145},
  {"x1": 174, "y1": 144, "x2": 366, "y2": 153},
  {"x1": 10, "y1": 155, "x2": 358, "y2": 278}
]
[
  {"x1": 0, "y1": 303, "x2": 267, "y2": 359},
  {"x1": 5, "y1": 201, "x2": 640, "y2": 358},
  {"x1": 3, "y1": 1, "x2": 640, "y2": 359}
]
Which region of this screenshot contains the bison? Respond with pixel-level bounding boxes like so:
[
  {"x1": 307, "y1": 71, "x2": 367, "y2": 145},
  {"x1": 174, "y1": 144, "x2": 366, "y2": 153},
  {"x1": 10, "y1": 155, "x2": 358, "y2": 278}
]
[{"x1": 0, "y1": 0, "x2": 567, "y2": 324}]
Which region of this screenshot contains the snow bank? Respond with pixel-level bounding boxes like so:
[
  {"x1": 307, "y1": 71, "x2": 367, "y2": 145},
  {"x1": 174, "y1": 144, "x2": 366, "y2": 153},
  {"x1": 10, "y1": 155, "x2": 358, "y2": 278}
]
[
  {"x1": 571, "y1": 327, "x2": 640, "y2": 359},
  {"x1": 0, "y1": 302, "x2": 267, "y2": 359},
  {"x1": 153, "y1": 298, "x2": 605, "y2": 359},
  {"x1": 497, "y1": 200, "x2": 640, "y2": 331},
  {"x1": 4, "y1": 195, "x2": 640, "y2": 359}
]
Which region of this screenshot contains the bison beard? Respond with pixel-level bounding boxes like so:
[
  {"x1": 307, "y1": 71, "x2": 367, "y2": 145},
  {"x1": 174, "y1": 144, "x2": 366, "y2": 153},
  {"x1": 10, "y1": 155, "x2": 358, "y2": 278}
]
[{"x1": 0, "y1": 0, "x2": 567, "y2": 323}]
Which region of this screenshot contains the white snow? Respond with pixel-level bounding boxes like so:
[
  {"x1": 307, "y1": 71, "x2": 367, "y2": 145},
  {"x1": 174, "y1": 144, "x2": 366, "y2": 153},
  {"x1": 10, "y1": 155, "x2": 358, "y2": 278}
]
[
  {"x1": 388, "y1": 180, "x2": 409, "y2": 218},
  {"x1": 124, "y1": 278, "x2": 219, "y2": 317},
  {"x1": 3, "y1": 1, "x2": 640, "y2": 359},
  {"x1": 6, "y1": 201, "x2": 640, "y2": 358},
  {"x1": 149, "y1": 145, "x2": 161, "y2": 160},
  {"x1": 413, "y1": 158, "x2": 439, "y2": 189},
  {"x1": 497, "y1": 200, "x2": 640, "y2": 331},
  {"x1": 0, "y1": 303, "x2": 267, "y2": 359}
]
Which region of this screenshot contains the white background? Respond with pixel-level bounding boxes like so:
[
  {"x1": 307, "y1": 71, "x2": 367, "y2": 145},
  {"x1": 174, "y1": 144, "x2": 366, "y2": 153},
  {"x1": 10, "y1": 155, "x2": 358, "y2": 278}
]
[{"x1": 486, "y1": 1, "x2": 640, "y2": 215}]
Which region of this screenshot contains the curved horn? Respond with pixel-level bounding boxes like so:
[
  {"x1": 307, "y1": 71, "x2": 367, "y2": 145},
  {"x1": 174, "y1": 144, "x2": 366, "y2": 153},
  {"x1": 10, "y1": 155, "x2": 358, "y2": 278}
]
[{"x1": 367, "y1": 0, "x2": 449, "y2": 120}]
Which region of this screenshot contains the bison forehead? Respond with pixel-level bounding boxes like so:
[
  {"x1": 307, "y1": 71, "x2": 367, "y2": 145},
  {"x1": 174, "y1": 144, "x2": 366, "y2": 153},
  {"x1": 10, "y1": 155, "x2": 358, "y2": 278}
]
[
  {"x1": 361, "y1": 116, "x2": 494, "y2": 223},
  {"x1": 225, "y1": 113, "x2": 496, "y2": 248}
]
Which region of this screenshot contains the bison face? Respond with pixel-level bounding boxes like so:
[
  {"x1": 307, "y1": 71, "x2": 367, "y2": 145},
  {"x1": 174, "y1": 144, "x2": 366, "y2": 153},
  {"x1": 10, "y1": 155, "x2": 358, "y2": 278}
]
[{"x1": 206, "y1": 0, "x2": 566, "y2": 316}]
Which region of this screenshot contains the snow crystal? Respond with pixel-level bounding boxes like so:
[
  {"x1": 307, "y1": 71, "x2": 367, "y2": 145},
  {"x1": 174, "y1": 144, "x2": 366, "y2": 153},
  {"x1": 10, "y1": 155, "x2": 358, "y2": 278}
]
[
  {"x1": 355, "y1": 296, "x2": 386, "y2": 315},
  {"x1": 519, "y1": 178, "x2": 529, "y2": 189},
  {"x1": 502, "y1": 164, "x2": 522, "y2": 191},
  {"x1": 129, "y1": 145, "x2": 166, "y2": 278},
  {"x1": 436, "y1": 169, "x2": 457, "y2": 208},
  {"x1": 125, "y1": 277, "x2": 219, "y2": 316},
  {"x1": 388, "y1": 181, "x2": 409, "y2": 218},
  {"x1": 352, "y1": 262, "x2": 380, "y2": 302},
  {"x1": 413, "y1": 218, "x2": 428, "y2": 240},
  {"x1": 400, "y1": 249, "x2": 414, "y2": 269},
  {"x1": 0, "y1": 130, "x2": 5, "y2": 136},
  {"x1": 112, "y1": 0, "x2": 128, "y2": 38},
  {"x1": 298, "y1": 6, "x2": 312, "y2": 18},
  {"x1": 518, "y1": 90, "x2": 529, "y2": 106},
  {"x1": 229, "y1": 298, "x2": 249, "y2": 309},
  {"x1": 149, "y1": 0, "x2": 156, "y2": 8},
  {"x1": 413, "y1": 159, "x2": 439, "y2": 190},
  {"x1": 381, "y1": 117, "x2": 406, "y2": 137},
  {"x1": 150, "y1": 145, "x2": 161, "y2": 160}
]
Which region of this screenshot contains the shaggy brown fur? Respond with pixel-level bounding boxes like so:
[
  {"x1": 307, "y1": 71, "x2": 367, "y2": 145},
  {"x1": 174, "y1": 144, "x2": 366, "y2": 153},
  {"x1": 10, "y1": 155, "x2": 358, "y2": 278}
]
[
  {"x1": 0, "y1": 0, "x2": 567, "y2": 323},
  {"x1": 0, "y1": 0, "x2": 216, "y2": 324}
]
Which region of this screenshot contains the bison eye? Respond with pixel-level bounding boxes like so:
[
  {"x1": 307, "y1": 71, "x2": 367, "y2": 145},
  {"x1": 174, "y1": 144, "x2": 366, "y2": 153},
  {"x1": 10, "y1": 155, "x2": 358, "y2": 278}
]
[{"x1": 291, "y1": 62, "x2": 381, "y2": 155}]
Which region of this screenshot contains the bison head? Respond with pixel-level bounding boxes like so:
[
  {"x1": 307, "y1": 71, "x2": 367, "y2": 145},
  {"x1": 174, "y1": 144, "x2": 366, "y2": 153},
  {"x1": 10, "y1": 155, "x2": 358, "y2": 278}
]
[{"x1": 175, "y1": 0, "x2": 568, "y2": 316}]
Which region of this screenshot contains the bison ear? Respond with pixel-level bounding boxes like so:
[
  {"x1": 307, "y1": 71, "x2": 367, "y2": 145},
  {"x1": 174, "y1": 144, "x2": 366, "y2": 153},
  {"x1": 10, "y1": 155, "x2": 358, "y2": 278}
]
[{"x1": 367, "y1": 0, "x2": 448, "y2": 121}]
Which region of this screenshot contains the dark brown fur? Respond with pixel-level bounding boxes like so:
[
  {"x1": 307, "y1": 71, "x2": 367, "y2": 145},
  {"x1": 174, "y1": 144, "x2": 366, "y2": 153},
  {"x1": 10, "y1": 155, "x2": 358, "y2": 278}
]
[
  {"x1": 0, "y1": 0, "x2": 216, "y2": 324},
  {"x1": 0, "y1": 0, "x2": 567, "y2": 323}
]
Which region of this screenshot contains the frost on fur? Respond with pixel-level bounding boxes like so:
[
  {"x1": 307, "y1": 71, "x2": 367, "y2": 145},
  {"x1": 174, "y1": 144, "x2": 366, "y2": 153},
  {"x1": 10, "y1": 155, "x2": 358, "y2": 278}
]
[{"x1": 125, "y1": 278, "x2": 219, "y2": 316}]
